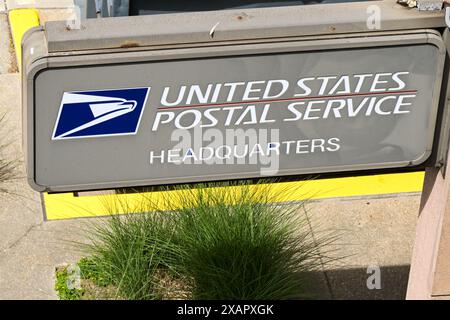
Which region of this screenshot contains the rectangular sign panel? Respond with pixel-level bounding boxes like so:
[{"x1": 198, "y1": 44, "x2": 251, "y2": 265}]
[{"x1": 26, "y1": 30, "x2": 445, "y2": 192}]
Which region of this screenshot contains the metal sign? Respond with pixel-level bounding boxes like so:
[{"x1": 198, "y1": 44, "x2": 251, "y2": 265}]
[{"x1": 23, "y1": 20, "x2": 446, "y2": 192}]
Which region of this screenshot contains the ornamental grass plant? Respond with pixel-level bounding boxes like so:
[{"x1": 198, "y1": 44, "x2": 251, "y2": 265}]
[{"x1": 82, "y1": 181, "x2": 339, "y2": 300}]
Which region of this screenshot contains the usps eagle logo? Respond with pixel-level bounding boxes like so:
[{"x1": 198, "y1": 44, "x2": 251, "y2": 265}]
[{"x1": 52, "y1": 88, "x2": 150, "y2": 140}]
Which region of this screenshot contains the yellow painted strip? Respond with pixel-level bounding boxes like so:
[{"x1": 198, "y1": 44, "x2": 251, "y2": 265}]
[
  {"x1": 8, "y1": 9, "x2": 40, "y2": 68},
  {"x1": 44, "y1": 171, "x2": 425, "y2": 220}
]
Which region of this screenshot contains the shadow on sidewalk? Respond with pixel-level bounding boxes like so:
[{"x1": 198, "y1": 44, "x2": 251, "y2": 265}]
[{"x1": 302, "y1": 265, "x2": 410, "y2": 300}]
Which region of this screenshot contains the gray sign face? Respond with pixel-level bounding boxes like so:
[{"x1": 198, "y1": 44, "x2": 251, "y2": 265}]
[{"x1": 30, "y1": 36, "x2": 444, "y2": 192}]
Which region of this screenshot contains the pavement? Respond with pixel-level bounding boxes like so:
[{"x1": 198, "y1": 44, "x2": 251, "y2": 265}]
[
  {"x1": 307, "y1": 195, "x2": 419, "y2": 299},
  {"x1": 0, "y1": 5, "x2": 89, "y2": 299},
  {"x1": 0, "y1": 14, "x2": 12, "y2": 74},
  {"x1": 0, "y1": 0, "x2": 422, "y2": 300}
]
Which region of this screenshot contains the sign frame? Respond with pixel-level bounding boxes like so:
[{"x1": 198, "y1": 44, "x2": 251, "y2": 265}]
[{"x1": 23, "y1": 27, "x2": 446, "y2": 192}]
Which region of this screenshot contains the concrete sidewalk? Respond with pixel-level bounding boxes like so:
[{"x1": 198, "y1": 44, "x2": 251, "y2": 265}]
[
  {"x1": 0, "y1": 2, "x2": 421, "y2": 300},
  {"x1": 308, "y1": 195, "x2": 419, "y2": 299},
  {"x1": 0, "y1": 13, "x2": 13, "y2": 73},
  {"x1": 0, "y1": 73, "x2": 95, "y2": 299},
  {"x1": 0, "y1": 8, "x2": 89, "y2": 298}
]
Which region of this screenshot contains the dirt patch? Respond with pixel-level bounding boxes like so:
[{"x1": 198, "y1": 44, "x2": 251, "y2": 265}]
[
  {"x1": 79, "y1": 271, "x2": 192, "y2": 300},
  {"x1": 80, "y1": 279, "x2": 122, "y2": 300},
  {"x1": 153, "y1": 269, "x2": 192, "y2": 300},
  {"x1": 56, "y1": 263, "x2": 193, "y2": 300}
]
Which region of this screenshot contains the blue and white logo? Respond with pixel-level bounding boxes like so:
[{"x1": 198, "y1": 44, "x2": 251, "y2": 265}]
[{"x1": 52, "y1": 87, "x2": 150, "y2": 140}]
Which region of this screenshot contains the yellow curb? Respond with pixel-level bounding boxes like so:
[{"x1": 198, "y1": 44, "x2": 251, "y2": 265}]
[
  {"x1": 8, "y1": 8, "x2": 40, "y2": 68},
  {"x1": 44, "y1": 171, "x2": 425, "y2": 220}
]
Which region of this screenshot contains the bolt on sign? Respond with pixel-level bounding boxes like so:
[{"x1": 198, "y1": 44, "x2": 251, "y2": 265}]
[{"x1": 22, "y1": 2, "x2": 450, "y2": 192}]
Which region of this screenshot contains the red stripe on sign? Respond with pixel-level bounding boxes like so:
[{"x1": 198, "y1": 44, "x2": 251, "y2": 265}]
[{"x1": 157, "y1": 90, "x2": 418, "y2": 111}]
